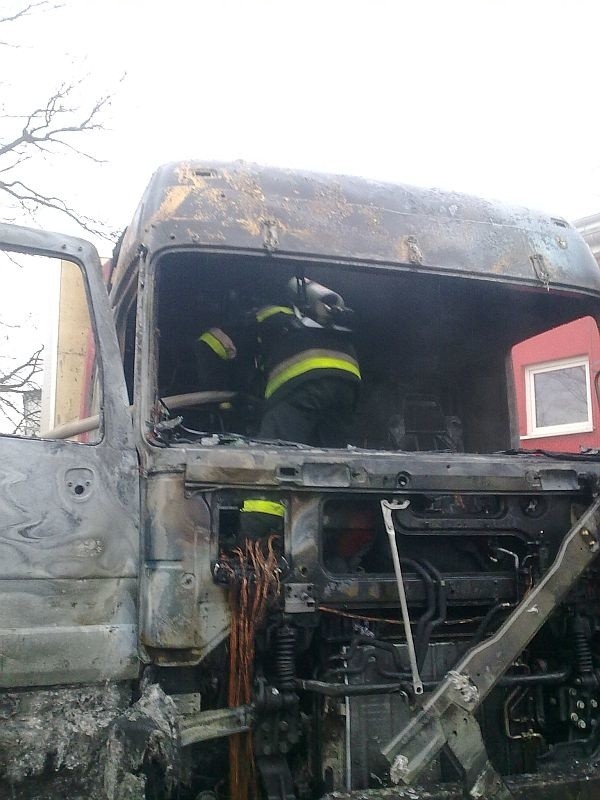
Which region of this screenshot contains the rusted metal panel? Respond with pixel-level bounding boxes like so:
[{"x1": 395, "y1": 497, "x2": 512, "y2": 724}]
[
  {"x1": 182, "y1": 445, "x2": 600, "y2": 493},
  {"x1": 113, "y1": 161, "x2": 600, "y2": 303},
  {"x1": 0, "y1": 624, "x2": 138, "y2": 686},
  {"x1": 139, "y1": 473, "x2": 229, "y2": 662},
  {"x1": 0, "y1": 580, "x2": 138, "y2": 683},
  {"x1": 0, "y1": 224, "x2": 140, "y2": 687},
  {"x1": 0, "y1": 439, "x2": 138, "y2": 580},
  {"x1": 0, "y1": 578, "x2": 136, "y2": 626},
  {"x1": 179, "y1": 704, "x2": 253, "y2": 746}
]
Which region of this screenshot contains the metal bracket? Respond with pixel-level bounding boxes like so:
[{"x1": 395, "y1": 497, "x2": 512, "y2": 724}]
[
  {"x1": 284, "y1": 582, "x2": 316, "y2": 613},
  {"x1": 262, "y1": 218, "x2": 280, "y2": 253},
  {"x1": 530, "y1": 253, "x2": 551, "y2": 290},
  {"x1": 179, "y1": 704, "x2": 253, "y2": 746},
  {"x1": 382, "y1": 496, "x2": 600, "y2": 798},
  {"x1": 257, "y1": 755, "x2": 296, "y2": 800},
  {"x1": 579, "y1": 525, "x2": 599, "y2": 551},
  {"x1": 407, "y1": 235, "x2": 424, "y2": 265},
  {"x1": 170, "y1": 692, "x2": 202, "y2": 716}
]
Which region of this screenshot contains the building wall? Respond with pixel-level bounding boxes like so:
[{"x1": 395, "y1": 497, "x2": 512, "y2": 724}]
[
  {"x1": 54, "y1": 261, "x2": 91, "y2": 428},
  {"x1": 42, "y1": 258, "x2": 105, "y2": 436},
  {"x1": 511, "y1": 316, "x2": 600, "y2": 451}
]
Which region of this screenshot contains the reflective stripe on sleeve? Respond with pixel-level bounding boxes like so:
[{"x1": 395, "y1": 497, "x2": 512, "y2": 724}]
[
  {"x1": 198, "y1": 328, "x2": 237, "y2": 360},
  {"x1": 241, "y1": 500, "x2": 285, "y2": 517},
  {"x1": 255, "y1": 305, "x2": 294, "y2": 323}
]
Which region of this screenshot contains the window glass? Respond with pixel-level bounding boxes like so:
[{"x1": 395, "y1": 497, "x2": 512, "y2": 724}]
[
  {"x1": 533, "y1": 365, "x2": 588, "y2": 428},
  {"x1": 0, "y1": 253, "x2": 101, "y2": 442}
]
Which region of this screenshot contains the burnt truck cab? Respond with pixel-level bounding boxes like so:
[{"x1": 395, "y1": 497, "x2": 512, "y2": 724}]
[{"x1": 2, "y1": 161, "x2": 600, "y2": 799}]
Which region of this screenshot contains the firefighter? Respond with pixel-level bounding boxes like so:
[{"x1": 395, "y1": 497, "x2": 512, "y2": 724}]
[
  {"x1": 238, "y1": 498, "x2": 285, "y2": 540},
  {"x1": 255, "y1": 284, "x2": 361, "y2": 447},
  {"x1": 196, "y1": 279, "x2": 360, "y2": 446},
  {"x1": 195, "y1": 326, "x2": 238, "y2": 390},
  {"x1": 236, "y1": 287, "x2": 360, "y2": 543},
  {"x1": 189, "y1": 324, "x2": 244, "y2": 431}
]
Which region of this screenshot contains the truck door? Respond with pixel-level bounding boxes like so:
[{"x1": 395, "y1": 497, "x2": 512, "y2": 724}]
[{"x1": 0, "y1": 224, "x2": 139, "y2": 687}]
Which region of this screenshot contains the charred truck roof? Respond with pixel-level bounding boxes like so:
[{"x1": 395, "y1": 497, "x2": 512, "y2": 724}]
[{"x1": 111, "y1": 159, "x2": 600, "y2": 301}]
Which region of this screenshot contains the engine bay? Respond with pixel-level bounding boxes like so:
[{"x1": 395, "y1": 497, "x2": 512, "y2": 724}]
[{"x1": 141, "y1": 486, "x2": 600, "y2": 799}]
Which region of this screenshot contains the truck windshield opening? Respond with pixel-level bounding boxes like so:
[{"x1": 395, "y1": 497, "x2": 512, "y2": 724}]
[{"x1": 151, "y1": 250, "x2": 596, "y2": 453}]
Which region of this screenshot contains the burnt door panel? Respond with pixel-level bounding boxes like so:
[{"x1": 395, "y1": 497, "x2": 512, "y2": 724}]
[{"x1": 0, "y1": 224, "x2": 139, "y2": 687}]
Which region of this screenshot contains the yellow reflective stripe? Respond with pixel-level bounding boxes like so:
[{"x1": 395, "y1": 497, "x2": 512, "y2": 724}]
[
  {"x1": 199, "y1": 331, "x2": 228, "y2": 360},
  {"x1": 242, "y1": 500, "x2": 285, "y2": 517},
  {"x1": 268, "y1": 348, "x2": 358, "y2": 383},
  {"x1": 265, "y1": 357, "x2": 361, "y2": 399},
  {"x1": 256, "y1": 305, "x2": 294, "y2": 323}
]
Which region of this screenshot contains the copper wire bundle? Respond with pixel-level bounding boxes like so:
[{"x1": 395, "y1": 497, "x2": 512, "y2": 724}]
[{"x1": 223, "y1": 536, "x2": 280, "y2": 800}]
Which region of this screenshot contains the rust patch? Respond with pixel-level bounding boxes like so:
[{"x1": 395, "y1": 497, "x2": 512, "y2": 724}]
[
  {"x1": 222, "y1": 167, "x2": 266, "y2": 203},
  {"x1": 188, "y1": 227, "x2": 227, "y2": 243},
  {"x1": 490, "y1": 257, "x2": 511, "y2": 275},
  {"x1": 176, "y1": 162, "x2": 210, "y2": 190},
  {"x1": 153, "y1": 185, "x2": 191, "y2": 224},
  {"x1": 172, "y1": 165, "x2": 231, "y2": 219},
  {"x1": 394, "y1": 236, "x2": 412, "y2": 264},
  {"x1": 237, "y1": 218, "x2": 261, "y2": 237},
  {"x1": 226, "y1": 174, "x2": 269, "y2": 231},
  {"x1": 197, "y1": 186, "x2": 230, "y2": 215},
  {"x1": 366, "y1": 211, "x2": 382, "y2": 234}
]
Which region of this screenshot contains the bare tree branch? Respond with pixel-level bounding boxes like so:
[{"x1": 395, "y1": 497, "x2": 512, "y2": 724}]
[
  {"x1": 0, "y1": 345, "x2": 43, "y2": 435},
  {"x1": 0, "y1": 251, "x2": 25, "y2": 268},
  {"x1": 0, "y1": 83, "x2": 109, "y2": 158},
  {"x1": 0, "y1": 153, "x2": 32, "y2": 174},
  {"x1": 12, "y1": 402, "x2": 41, "y2": 435},
  {"x1": 0, "y1": 2, "x2": 56, "y2": 25},
  {"x1": 0, "y1": 5, "x2": 124, "y2": 241},
  {"x1": 55, "y1": 139, "x2": 106, "y2": 164},
  {"x1": 0, "y1": 3, "x2": 118, "y2": 433},
  {"x1": 0, "y1": 392, "x2": 26, "y2": 419},
  {"x1": 0, "y1": 345, "x2": 43, "y2": 392},
  {"x1": 0, "y1": 78, "x2": 119, "y2": 238},
  {"x1": 1, "y1": 178, "x2": 108, "y2": 237}
]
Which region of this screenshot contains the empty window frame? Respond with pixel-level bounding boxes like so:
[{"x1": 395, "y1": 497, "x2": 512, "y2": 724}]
[{"x1": 524, "y1": 356, "x2": 592, "y2": 438}]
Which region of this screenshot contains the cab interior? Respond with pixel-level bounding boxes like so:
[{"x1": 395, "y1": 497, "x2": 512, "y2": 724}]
[{"x1": 135, "y1": 251, "x2": 597, "y2": 453}]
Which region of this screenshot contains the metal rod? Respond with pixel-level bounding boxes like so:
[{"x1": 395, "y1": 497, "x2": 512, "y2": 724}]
[
  {"x1": 294, "y1": 679, "x2": 411, "y2": 696},
  {"x1": 42, "y1": 390, "x2": 236, "y2": 439},
  {"x1": 498, "y1": 668, "x2": 570, "y2": 687},
  {"x1": 343, "y1": 646, "x2": 352, "y2": 790},
  {"x1": 381, "y1": 499, "x2": 424, "y2": 695}
]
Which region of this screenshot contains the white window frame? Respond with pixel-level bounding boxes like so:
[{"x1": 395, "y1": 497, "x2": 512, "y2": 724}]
[{"x1": 522, "y1": 355, "x2": 593, "y2": 439}]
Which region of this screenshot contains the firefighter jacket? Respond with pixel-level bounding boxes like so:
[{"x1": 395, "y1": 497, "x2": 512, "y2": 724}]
[
  {"x1": 255, "y1": 305, "x2": 361, "y2": 404},
  {"x1": 195, "y1": 326, "x2": 239, "y2": 391}
]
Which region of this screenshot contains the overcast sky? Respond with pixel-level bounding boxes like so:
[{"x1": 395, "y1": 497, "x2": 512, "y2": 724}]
[{"x1": 3, "y1": 0, "x2": 600, "y2": 254}]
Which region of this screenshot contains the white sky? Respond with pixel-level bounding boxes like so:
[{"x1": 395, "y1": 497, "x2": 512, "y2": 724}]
[{"x1": 3, "y1": 0, "x2": 600, "y2": 253}]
